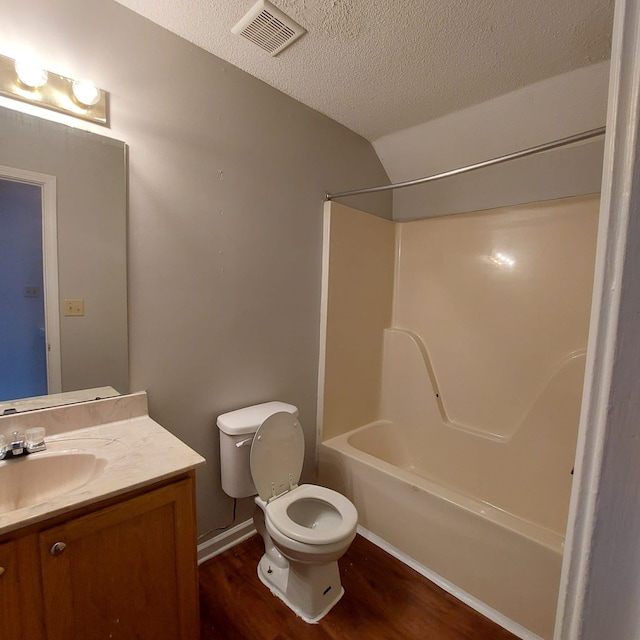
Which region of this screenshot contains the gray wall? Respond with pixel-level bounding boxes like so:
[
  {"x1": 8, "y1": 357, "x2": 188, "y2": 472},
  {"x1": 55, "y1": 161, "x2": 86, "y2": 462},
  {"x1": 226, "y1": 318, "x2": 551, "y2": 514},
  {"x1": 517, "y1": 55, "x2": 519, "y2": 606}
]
[{"x1": 0, "y1": 0, "x2": 390, "y2": 536}]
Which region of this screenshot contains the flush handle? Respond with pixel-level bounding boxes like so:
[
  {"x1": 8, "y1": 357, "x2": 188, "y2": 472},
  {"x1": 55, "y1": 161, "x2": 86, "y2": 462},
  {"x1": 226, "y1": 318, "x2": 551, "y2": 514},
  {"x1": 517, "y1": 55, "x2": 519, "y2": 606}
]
[
  {"x1": 235, "y1": 437, "x2": 253, "y2": 448},
  {"x1": 50, "y1": 541, "x2": 67, "y2": 556}
]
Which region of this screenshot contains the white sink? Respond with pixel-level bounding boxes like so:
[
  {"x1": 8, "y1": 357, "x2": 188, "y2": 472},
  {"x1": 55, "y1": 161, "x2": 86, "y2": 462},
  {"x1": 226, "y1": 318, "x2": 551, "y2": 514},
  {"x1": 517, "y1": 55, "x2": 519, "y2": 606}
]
[{"x1": 0, "y1": 451, "x2": 108, "y2": 514}]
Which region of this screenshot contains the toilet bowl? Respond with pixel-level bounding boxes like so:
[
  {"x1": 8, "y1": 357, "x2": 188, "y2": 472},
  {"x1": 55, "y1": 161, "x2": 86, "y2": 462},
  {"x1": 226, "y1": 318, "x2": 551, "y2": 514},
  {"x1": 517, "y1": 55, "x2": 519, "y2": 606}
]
[
  {"x1": 262, "y1": 484, "x2": 357, "y2": 561},
  {"x1": 217, "y1": 402, "x2": 358, "y2": 623}
]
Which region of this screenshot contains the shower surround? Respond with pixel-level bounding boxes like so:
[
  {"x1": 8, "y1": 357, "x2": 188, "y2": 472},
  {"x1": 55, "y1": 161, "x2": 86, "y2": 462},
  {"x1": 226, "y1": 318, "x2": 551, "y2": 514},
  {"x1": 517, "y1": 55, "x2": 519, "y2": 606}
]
[{"x1": 317, "y1": 195, "x2": 599, "y2": 638}]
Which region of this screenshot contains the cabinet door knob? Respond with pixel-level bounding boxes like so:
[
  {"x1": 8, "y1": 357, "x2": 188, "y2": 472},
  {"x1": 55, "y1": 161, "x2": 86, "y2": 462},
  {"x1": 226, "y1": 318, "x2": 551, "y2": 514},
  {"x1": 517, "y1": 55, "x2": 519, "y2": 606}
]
[
  {"x1": 0, "y1": 567, "x2": 4, "y2": 576},
  {"x1": 50, "y1": 541, "x2": 67, "y2": 556}
]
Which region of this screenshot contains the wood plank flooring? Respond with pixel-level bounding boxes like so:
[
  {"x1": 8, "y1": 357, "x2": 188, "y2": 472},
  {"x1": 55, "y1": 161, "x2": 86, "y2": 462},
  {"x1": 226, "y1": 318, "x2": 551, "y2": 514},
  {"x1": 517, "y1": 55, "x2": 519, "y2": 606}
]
[{"x1": 199, "y1": 533, "x2": 518, "y2": 640}]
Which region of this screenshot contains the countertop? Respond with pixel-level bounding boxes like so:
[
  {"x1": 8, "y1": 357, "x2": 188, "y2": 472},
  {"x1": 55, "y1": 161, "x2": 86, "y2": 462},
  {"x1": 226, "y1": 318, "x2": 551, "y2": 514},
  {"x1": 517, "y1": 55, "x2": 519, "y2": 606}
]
[{"x1": 0, "y1": 391, "x2": 205, "y2": 537}]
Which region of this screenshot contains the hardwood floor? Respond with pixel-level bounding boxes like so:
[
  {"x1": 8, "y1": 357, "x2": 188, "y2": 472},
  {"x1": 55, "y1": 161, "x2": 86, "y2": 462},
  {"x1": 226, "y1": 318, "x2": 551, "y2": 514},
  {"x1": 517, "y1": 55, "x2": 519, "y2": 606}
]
[{"x1": 199, "y1": 534, "x2": 518, "y2": 640}]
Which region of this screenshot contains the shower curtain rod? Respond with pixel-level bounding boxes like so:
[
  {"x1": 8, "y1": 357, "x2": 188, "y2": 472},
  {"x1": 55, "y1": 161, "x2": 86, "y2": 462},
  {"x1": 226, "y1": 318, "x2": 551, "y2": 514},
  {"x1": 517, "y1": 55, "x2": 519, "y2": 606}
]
[{"x1": 325, "y1": 126, "x2": 606, "y2": 201}]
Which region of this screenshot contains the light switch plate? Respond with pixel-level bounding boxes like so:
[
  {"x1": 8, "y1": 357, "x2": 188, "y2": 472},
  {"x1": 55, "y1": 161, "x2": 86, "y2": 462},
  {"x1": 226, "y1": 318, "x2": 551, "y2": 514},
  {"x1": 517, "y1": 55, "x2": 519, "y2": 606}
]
[{"x1": 64, "y1": 299, "x2": 85, "y2": 317}]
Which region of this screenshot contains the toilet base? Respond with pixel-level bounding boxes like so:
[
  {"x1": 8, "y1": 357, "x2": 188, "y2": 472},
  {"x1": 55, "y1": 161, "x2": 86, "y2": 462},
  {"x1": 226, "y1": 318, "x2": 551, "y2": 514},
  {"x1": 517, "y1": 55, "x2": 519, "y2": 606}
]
[{"x1": 257, "y1": 553, "x2": 344, "y2": 623}]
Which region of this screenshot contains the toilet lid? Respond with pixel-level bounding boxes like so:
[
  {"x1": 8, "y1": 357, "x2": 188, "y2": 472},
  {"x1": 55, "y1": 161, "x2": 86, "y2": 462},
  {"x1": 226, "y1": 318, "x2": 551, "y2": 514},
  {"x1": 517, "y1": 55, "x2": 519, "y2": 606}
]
[{"x1": 250, "y1": 411, "x2": 304, "y2": 501}]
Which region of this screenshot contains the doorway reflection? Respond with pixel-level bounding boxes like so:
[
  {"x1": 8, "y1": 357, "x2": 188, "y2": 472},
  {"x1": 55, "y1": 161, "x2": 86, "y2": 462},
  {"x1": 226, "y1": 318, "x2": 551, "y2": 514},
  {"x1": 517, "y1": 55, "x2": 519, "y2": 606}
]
[{"x1": 0, "y1": 178, "x2": 47, "y2": 400}]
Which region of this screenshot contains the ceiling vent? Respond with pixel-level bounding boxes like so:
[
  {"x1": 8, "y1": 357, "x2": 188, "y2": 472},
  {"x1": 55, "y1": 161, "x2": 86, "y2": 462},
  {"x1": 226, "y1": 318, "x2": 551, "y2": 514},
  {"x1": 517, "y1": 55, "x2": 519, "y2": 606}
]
[{"x1": 232, "y1": 0, "x2": 306, "y2": 57}]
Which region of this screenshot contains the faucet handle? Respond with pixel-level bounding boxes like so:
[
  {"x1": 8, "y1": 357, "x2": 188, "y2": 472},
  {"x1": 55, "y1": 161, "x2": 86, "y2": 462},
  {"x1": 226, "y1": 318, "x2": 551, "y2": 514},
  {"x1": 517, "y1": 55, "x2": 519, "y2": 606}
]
[
  {"x1": 25, "y1": 427, "x2": 46, "y2": 453},
  {"x1": 0, "y1": 434, "x2": 5, "y2": 460}
]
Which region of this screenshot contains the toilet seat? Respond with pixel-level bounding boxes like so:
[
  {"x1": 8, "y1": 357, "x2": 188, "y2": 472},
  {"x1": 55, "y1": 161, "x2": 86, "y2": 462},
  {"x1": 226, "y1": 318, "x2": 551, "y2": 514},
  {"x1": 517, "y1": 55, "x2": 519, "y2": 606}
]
[
  {"x1": 250, "y1": 411, "x2": 305, "y2": 501},
  {"x1": 265, "y1": 484, "x2": 358, "y2": 545}
]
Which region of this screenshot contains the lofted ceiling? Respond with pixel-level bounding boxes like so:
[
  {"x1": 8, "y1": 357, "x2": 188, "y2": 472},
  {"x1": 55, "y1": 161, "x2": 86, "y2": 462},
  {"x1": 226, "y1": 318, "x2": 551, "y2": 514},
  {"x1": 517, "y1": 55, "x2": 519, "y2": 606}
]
[{"x1": 113, "y1": 0, "x2": 614, "y2": 143}]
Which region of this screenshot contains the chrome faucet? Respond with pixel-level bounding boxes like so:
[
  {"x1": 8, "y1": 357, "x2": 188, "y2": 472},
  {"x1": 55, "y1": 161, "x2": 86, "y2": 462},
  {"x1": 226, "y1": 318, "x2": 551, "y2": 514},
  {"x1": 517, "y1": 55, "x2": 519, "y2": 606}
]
[{"x1": 0, "y1": 428, "x2": 46, "y2": 460}]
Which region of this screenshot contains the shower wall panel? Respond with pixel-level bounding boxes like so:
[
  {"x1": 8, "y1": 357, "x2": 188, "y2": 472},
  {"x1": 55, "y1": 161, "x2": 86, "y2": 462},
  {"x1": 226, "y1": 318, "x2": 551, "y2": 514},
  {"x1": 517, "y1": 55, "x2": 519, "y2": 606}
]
[
  {"x1": 319, "y1": 202, "x2": 395, "y2": 440},
  {"x1": 393, "y1": 194, "x2": 600, "y2": 441}
]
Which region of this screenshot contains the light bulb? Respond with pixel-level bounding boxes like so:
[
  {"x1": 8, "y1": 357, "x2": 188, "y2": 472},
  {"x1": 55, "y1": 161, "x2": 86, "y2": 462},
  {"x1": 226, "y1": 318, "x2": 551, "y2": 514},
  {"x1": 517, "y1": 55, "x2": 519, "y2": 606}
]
[
  {"x1": 15, "y1": 60, "x2": 48, "y2": 88},
  {"x1": 72, "y1": 80, "x2": 100, "y2": 107}
]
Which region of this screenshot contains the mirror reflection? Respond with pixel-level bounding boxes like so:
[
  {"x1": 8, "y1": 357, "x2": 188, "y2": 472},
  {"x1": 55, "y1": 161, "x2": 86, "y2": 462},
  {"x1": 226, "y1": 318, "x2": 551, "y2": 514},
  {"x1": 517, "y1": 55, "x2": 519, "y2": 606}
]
[{"x1": 0, "y1": 107, "x2": 128, "y2": 407}]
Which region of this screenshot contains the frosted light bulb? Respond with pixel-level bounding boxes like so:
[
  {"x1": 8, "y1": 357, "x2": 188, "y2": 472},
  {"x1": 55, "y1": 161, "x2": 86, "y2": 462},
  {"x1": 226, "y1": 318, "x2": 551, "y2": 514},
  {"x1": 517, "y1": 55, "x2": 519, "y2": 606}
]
[
  {"x1": 15, "y1": 60, "x2": 48, "y2": 88},
  {"x1": 72, "y1": 80, "x2": 100, "y2": 106}
]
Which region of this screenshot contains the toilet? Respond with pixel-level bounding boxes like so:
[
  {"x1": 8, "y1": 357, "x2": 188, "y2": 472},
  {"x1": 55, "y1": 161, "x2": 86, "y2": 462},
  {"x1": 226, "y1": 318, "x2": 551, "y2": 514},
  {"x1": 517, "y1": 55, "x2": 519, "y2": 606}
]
[{"x1": 217, "y1": 401, "x2": 358, "y2": 623}]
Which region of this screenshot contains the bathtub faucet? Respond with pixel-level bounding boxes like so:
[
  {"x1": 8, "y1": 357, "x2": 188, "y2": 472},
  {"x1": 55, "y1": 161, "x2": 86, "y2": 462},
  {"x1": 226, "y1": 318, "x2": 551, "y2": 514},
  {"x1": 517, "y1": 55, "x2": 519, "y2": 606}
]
[{"x1": 0, "y1": 428, "x2": 46, "y2": 460}]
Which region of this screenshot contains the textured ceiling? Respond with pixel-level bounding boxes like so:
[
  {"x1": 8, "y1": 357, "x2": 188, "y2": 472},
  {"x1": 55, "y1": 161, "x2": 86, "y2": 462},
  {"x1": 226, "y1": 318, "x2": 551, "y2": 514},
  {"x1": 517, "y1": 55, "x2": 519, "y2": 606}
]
[{"x1": 113, "y1": 0, "x2": 614, "y2": 142}]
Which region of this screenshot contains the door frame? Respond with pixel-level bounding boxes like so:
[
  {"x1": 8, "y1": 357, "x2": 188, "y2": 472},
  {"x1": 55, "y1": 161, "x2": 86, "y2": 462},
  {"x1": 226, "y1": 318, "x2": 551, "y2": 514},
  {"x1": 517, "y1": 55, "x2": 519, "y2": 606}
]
[
  {"x1": 555, "y1": 0, "x2": 640, "y2": 637},
  {"x1": 0, "y1": 164, "x2": 61, "y2": 395}
]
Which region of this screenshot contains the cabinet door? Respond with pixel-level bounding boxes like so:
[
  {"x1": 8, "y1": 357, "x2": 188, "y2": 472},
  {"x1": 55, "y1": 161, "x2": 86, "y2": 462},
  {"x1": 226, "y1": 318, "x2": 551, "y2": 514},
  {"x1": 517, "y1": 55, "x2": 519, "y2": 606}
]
[
  {"x1": 39, "y1": 478, "x2": 199, "y2": 640},
  {"x1": 0, "y1": 535, "x2": 46, "y2": 639}
]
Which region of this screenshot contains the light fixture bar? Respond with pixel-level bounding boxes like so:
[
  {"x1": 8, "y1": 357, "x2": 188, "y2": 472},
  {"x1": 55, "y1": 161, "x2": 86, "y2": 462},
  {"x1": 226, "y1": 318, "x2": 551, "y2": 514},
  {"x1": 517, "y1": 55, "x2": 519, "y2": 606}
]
[{"x1": 0, "y1": 54, "x2": 108, "y2": 125}]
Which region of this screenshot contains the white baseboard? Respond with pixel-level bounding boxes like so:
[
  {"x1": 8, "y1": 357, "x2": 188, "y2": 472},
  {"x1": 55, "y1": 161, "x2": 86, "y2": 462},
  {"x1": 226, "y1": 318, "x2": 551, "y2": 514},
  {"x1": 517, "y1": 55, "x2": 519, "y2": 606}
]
[
  {"x1": 356, "y1": 526, "x2": 542, "y2": 640},
  {"x1": 197, "y1": 518, "x2": 256, "y2": 565}
]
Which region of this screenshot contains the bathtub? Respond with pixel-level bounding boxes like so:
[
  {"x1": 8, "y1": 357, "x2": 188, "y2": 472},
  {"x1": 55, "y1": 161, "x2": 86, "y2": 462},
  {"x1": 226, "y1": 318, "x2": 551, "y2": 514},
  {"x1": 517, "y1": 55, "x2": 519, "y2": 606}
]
[
  {"x1": 316, "y1": 198, "x2": 597, "y2": 639},
  {"x1": 319, "y1": 420, "x2": 563, "y2": 639}
]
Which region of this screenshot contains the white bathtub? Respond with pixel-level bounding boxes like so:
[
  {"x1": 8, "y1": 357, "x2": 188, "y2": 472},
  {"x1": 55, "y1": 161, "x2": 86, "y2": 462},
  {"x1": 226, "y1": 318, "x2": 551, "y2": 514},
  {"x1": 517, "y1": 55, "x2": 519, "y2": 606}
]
[
  {"x1": 317, "y1": 198, "x2": 597, "y2": 639},
  {"x1": 319, "y1": 420, "x2": 563, "y2": 639}
]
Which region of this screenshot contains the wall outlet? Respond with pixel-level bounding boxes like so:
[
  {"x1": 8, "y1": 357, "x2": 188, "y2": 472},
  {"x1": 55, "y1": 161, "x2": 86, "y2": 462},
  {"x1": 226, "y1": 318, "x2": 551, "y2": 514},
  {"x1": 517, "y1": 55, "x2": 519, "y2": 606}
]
[{"x1": 64, "y1": 299, "x2": 85, "y2": 317}]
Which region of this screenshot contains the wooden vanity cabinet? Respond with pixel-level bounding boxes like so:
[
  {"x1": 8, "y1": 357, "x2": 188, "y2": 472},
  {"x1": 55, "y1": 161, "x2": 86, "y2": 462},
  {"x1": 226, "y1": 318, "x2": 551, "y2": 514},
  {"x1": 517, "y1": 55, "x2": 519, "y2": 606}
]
[
  {"x1": 0, "y1": 534, "x2": 46, "y2": 639},
  {"x1": 0, "y1": 473, "x2": 199, "y2": 640}
]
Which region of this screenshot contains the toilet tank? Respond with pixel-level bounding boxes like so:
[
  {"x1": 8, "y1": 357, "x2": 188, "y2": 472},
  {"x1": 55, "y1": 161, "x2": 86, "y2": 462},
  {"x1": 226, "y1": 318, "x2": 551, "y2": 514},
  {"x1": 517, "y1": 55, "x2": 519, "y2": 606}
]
[{"x1": 217, "y1": 401, "x2": 298, "y2": 498}]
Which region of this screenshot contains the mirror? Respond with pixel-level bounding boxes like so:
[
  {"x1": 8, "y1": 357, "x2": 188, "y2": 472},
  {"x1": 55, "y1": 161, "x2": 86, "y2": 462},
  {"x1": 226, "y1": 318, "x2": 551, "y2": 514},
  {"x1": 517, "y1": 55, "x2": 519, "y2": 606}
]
[{"x1": 0, "y1": 106, "x2": 128, "y2": 409}]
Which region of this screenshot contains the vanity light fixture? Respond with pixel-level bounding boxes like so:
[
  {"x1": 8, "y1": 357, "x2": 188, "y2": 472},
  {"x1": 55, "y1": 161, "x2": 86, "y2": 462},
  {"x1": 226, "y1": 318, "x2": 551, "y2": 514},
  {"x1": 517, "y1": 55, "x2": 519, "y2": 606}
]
[{"x1": 0, "y1": 53, "x2": 108, "y2": 125}]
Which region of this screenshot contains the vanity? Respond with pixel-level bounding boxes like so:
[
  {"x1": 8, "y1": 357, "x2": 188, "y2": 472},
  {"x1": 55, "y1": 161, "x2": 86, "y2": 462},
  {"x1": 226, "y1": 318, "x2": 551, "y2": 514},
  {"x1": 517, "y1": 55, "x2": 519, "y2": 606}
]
[
  {"x1": 0, "y1": 391, "x2": 205, "y2": 639},
  {"x1": 0, "y1": 89, "x2": 204, "y2": 638}
]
